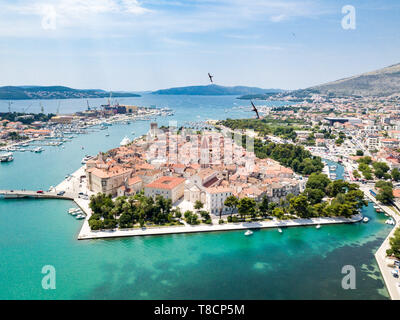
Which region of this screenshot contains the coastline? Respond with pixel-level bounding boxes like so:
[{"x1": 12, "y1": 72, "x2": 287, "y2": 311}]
[
  {"x1": 75, "y1": 210, "x2": 362, "y2": 240},
  {"x1": 361, "y1": 188, "x2": 400, "y2": 300}
]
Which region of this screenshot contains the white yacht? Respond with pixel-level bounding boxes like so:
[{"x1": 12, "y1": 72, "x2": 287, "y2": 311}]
[
  {"x1": 33, "y1": 147, "x2": 43, "y2": 153},
  {"x1": 0, "y1": 152, "x2": 14, "y2": 162},
  {"x1": 278, "y1": 228, "x2": 283, "y2": 233},
  {"x1": 68, "y1": 208, "x2": 80, "y2": 214},
  {"x1": 385, "y1": 219, "x2": 395, "y2": 225},
  {"x1": 244, "y1": 230, "x2": 253, "y2": 236},
  {"x1": 81, "y1": 155, "x2": 93, "y2": 164},
  {"x1": 120, "y1": 136, "x2": 131, "y2": 146},
  {"x1": 75, "y1": 214, "x2": 85, "y2": 220},
  {"x1": 316, "y1": 224, "x2": 321, "y2": 229},
  {"x1": 363, "y1": 217, "x2": 369, "y2": 223}
]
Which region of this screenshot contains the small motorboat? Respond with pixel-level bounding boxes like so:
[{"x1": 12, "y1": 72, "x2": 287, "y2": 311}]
[
  {"x1": 316, "y1": 224, "x2": 321, "y2": 229},
  {"x1": 75, "y1": 214, "x2": 85, "y2": 220},
  {"x1": 68, "y1": 208, "x2": 81, "y2": 216},
  {"x1": 105, "y1": 133, "x2": 110, "y2": 137},
  {"x1": 278, "y1": 228, "x2": 283, "y2": 233},
  {"x1": 244, "y1": 230, "x2": 253, "y2": 236},
  {"x1": 385, "y1": 219, "x2": 395, "y2": 225},
  {"x1": 363, "y1": 217, "x2": 369, "y2": 223}
]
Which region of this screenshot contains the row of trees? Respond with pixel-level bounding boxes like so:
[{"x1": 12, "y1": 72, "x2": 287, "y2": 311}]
[
  {"x1": 88, "y1": 192, "x2": 182, "y2": 230},
  {"x1": 221, "y1": 173, "x2": 365, "y2": 220},
  {"x1": 356, "y1": 156, "x2": 400, "y2": 181},
  {"x1": 88, "y1": 173, "x2": 365, "y2": 230},
  {"x1": 387, "y1": 228, "x2": 400, "y2": 259}
]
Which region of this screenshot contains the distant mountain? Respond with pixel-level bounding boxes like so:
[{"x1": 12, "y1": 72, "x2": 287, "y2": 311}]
[
  {"x1": 0, "y1": 86, "x2": 141, "y2": 100},
  {"x1": 300, "y1": 63, "x2": 400, "y2": 97},
  {"x1": 152, "y1": 84, "x2": 283, "y2": 96}
]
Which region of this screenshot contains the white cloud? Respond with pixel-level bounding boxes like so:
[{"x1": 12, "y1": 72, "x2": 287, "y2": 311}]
[
  {"x1": 270, "y1": 14, "x2": 287, "y2": 22},
  {"x1": 0, "y1": 0, "x2": 326, "y2": 37}
]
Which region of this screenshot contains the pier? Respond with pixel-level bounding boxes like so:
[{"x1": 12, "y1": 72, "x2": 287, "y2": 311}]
[{"x1": 0, "y1": 189, "x2": 77, "y2": 200}]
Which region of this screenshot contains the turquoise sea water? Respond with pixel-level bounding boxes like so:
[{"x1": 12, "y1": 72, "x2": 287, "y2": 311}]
[{"x1": 0, "y1": 95, "x2": 394, "y2": 299}]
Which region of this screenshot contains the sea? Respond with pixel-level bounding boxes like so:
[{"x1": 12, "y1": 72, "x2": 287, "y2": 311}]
[{"x1": 0, "y1": 94, "x2": 393, "y2": 299}]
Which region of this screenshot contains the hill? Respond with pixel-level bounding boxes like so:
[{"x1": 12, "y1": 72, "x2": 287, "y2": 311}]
[
  {"x1": 303, "y1": 63, "x2": 400, "y2": 97},
  {"x1": 0, "y1": 86, "x2": 141, "y2": 100},
  {"x1": 152, "y1": 84, "x2": 283, "y2": 96}
]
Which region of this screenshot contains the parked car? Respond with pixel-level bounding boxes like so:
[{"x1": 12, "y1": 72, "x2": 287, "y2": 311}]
[
  {"x1": 57, "y1": 191, "x2": 65, "y2": 196},
  {"x1": 36, "y1": 190, "x2": 44, "y2": 194}
]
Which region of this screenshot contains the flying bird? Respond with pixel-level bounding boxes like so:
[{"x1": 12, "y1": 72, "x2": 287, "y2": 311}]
[
  {"x1": 251, "y1": 100, "x2": 260, "y2": 119},
  {"x1": 208, "y1": 73, "x2": 214, "y2": 83}
]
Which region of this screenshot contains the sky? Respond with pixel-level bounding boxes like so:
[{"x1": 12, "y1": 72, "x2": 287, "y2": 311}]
[{"x1": 0, "y1": 0, "x2": 399, "y2": 91}]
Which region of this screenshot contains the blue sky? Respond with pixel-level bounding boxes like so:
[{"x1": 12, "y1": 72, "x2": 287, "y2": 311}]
[{"x1": 0, "y1": 0, "x2": 399, "y2": 91}]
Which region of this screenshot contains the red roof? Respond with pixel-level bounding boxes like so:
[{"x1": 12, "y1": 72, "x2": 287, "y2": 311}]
[{"x1": 145, "y1": 176, "x2": 185, "y2": 190}]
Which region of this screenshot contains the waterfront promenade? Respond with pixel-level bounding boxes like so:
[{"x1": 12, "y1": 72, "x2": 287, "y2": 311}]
[
  {"x1": 361, "y1": 186, "x2": 400, "y2": 300},
  {"x1": 75, "y1": 195, "x2": 362, "y2": 239}
]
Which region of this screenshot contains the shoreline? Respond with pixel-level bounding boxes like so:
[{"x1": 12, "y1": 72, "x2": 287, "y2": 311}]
[
  {"x1": 361, "y1": 187, "x2": 400, "y2": 300},
  {"x1": 75, "y1": 213, "x2": 362, "y2": 240},
  {"x1": 52, "y1": 131, "x2": 398, "y2": 299}
]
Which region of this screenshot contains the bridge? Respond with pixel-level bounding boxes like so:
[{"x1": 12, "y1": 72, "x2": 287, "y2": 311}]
[{"x1": 0, "y1": 190, "x2": 77, "y2": 200}]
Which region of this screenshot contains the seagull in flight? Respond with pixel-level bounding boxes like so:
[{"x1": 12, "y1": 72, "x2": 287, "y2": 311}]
[
  {"x1": 208, "y1": 73, "x2": 214, "y2": 83},
  {"x1": 251, "y1": 100, "x2": 260, "y2": 119}
]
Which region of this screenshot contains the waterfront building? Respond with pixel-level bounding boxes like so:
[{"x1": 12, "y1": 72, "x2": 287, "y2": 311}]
[
  {"x1": 204, "y1": 187, "x2": 233, "y2": 215},
  {"x1": 87, "y1": 166, "x2": 133, "y2": 196},
  {"x1": 144, "y1": 176, "x2": 185, "y2": 203}
]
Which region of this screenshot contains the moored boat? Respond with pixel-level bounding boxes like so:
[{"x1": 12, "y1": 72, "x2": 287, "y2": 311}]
[
  {"x1": 244, "y1": 230, "x2": 253, "y2": 236},
  {"x1": 0, "y1": 152, "x2": 14, "y2": 162}
]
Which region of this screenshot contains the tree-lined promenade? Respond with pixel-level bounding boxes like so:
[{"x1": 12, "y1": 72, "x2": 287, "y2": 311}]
[{"x1": 88, "y1": 173, "x2": 365, "y2": 231}]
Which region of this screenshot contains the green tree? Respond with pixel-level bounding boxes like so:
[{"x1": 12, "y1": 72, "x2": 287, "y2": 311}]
[
  {"x1": 224, "y1": 195, "x2": 239, "y2": 215},
  {"x1": 306, "y1": 173, "x2": 330, "y2": 192},
  {"x1": 376, "y1": 186, "x2": 394, "y2": 204},
  {"x1": 194, "y1": 200, "x2": 204, "y2": 211},
  {"x1": 289, "y1": 194, "x2": 310, "y2": 218},
  {"x1": 237, "y1": 197, "x2": 257, "y2": 219},
  {"x1": 356, "y1": 150, "x2": 364, "y2": 156},
  {"x1": 391, "y1": 168, "x2": 400, "y2": 181},
  {"x1": 386, "y1": 228, "x2": 400, "y2": 259},
  {"x1": 304, "y1": 188, "x2": 325, "y2": 205},
  {"x1": 258, "y1": 195, "x2": 269, "y2": 216}
]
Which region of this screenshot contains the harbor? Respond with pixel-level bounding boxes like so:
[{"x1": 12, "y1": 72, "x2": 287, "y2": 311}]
[{"x1": 0, "y1": 95, "x2": 395, "y2": 300}]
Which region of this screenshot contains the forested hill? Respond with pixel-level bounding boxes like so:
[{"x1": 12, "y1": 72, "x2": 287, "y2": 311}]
[
  {"x1": 152, "y1": 84, "x2": 283, "y2": 96},
  {"x1": 0, "y1": 86, "x2": 141, "y2": 100}
]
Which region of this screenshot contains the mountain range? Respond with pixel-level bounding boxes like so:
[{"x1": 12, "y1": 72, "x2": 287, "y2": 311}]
[
  {"x1": 0, "y1": 86, "x2": 140, "y2": 100},
  {"x1": 151, "y1": 84, "x2": 284, "y2": 96}
]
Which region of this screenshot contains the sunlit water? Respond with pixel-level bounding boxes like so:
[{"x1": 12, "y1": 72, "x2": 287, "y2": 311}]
[{"x1": 0, "y1": 95, "x2": 393, "y2": 299}]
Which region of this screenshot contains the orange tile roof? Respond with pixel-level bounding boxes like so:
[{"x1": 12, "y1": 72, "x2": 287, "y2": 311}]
[
  {"x1": 145, "y1": 176, "x2": 185, "y2": 190},
  {"x1": 393, "y1": 189, "x2": 400, "y2": 198}
]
